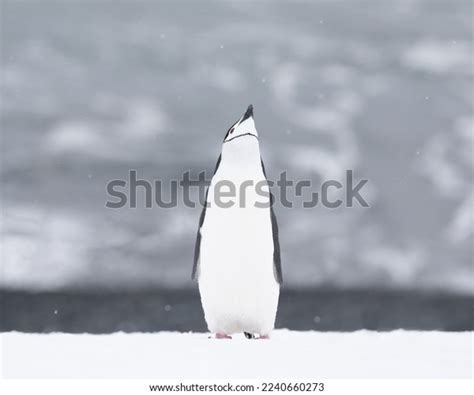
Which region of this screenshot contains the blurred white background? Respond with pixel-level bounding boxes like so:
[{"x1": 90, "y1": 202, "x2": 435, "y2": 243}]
[{"x1": 1, "y1": 1, "x2": 472, "y2": 298}]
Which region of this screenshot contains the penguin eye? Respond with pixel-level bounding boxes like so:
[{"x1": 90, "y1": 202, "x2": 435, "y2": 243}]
[{"x1": 229, "y1": 128, "x2": 234, "y2": 135}]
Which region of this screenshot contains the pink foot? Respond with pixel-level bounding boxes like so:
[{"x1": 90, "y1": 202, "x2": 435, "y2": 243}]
[
  {"x1": 258, "y1": 335, "x2": 270, "y2": 340},
  {"x1": 215, "y1": 333, "x2": 232, "y2": 339}
]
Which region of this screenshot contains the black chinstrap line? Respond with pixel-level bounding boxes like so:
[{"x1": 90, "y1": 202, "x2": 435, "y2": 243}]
[{"x1": 223, "y1": 132, "x2": 258, "y2": 143}]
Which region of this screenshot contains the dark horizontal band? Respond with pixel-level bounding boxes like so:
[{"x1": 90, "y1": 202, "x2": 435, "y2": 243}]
[{"x1": 224, "y1": 132, "x2": 258, "y2": 143}]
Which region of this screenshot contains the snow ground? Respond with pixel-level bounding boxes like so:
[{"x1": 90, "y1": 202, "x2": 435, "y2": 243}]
[{"x1": 1, "y1": 330, "x2": 472, "y2": 379}]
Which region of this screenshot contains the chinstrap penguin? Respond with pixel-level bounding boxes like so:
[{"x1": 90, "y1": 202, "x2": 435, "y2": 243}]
[{"x1": 192, "y1": 105, "x2": 282, "y2": 339}]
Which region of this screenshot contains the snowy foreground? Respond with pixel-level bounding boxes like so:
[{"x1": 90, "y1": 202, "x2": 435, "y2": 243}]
[{"x1": 1, "y1": 330, "x2": 472, "y2": 379}]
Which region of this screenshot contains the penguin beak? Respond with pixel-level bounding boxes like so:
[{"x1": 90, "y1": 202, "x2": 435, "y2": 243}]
[{"x1": 240, "y1": 104, "x2": 254, "y2": 123}]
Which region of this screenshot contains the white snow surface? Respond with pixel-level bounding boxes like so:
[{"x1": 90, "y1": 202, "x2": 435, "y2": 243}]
[{"x1": 1, "y1": 330, "x2": 472, "y2": 379}]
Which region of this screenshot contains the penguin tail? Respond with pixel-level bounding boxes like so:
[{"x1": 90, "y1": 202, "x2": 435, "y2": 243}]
[{"x1": 244, "y1": 332, "x2": 255, "y2": 339}]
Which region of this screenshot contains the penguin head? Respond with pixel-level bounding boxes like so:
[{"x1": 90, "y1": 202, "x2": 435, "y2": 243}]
[{"x1": 223, "y1": 104, "x2": 258, "y2": 143}]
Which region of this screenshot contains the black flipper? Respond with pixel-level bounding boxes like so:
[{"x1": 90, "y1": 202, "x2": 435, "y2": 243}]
[
  {"x1": 261, "y1": 159, "x2": 283, "y2": 284},
  {"x1": 270, "y1": 201, "x2": 282, "y2": 284},
  {"x1": 192, "y1": 154, "x2": 222, "y2": 280},
  {"x1": 191, "y1": 207, "x2": 206, "y2": 280}
]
